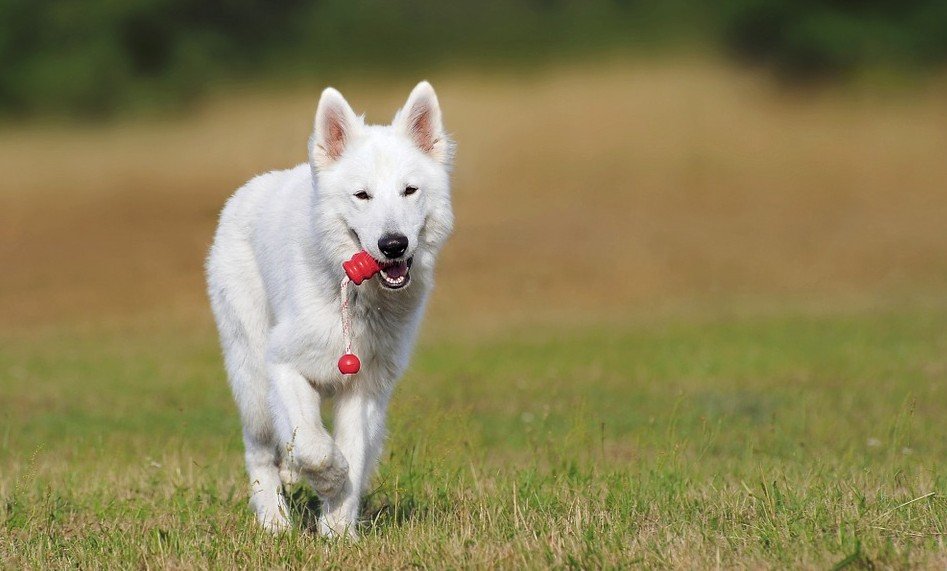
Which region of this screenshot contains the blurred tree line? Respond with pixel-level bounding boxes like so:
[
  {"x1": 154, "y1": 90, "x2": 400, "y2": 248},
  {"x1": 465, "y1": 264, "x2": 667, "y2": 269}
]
[
  {"x1": 0, "y1": 0, "x2": 945, "y2": 118},
  {"x1": 724, "y1": 0, "x2": 947, "y2": 77}
]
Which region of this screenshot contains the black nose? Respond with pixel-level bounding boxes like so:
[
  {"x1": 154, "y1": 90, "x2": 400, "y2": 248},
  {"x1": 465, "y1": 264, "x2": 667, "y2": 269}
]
[{"x1": 378, "y1": 233, "x2": 409, "y2": 259}]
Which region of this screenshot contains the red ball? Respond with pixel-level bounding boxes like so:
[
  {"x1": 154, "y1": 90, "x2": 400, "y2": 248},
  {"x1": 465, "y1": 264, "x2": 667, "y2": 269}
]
[{"x1": 338, "y1": 353, "x2": 361, "y2": 375}]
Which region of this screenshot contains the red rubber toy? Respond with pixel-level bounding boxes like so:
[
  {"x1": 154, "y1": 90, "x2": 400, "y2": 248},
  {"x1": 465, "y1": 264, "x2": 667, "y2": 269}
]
[
  {"x1": 337, "y1": 353, "x2": 361, "y2": 375},
  {"x1": 342, "y1": 251, "x2": 381, "y2": 284}
]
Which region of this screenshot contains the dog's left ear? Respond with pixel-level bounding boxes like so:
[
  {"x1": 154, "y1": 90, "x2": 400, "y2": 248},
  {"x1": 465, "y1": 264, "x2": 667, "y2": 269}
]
[{"x1": 394, "y1": 81, "x2": 453, "y2": 165}]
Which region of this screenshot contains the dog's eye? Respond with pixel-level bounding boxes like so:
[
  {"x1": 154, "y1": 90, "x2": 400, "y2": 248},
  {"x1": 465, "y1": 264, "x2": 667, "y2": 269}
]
[
  {"x1": 403, "y1": 186, "x2": 418, "y2": 196},
  {"x1": 354, "y1": 190, "x2": 371, "y2": 200}
]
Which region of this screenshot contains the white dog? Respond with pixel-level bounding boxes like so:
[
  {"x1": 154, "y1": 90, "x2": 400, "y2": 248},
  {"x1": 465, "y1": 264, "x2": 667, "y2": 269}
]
[{"x1": 205, "y1": 82, "x2": 454, "y2": 537}]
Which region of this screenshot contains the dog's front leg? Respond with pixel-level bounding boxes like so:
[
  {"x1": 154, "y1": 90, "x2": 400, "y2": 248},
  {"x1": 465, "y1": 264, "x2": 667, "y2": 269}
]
[
  {"x1": 318, "y1": 386, "x2": 391, "y2": 539},
  {"x1": 268, "y1": 362, "x2": 349, "y2": 500}
]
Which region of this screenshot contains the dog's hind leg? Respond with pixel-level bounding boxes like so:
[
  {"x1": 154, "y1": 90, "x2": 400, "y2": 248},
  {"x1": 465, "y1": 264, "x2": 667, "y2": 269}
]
[{"x1": 244, "y1": 430, "x2": 291, "y2": 532}]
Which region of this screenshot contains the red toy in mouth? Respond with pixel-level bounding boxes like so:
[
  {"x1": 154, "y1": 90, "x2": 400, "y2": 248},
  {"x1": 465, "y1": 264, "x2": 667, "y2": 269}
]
[
  {"x1": 341, "y1": 251, "x2": 380, "y2": 285},
  {"x1": 342, "y1": 250, "x2": 412, "y2": 289}
]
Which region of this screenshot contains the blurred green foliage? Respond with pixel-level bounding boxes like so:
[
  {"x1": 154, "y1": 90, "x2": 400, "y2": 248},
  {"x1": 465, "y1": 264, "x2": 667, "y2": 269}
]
[
  {"x1": 723, "y1": 0, "x2": 947, "y2": 77},
  {"x1": 0, "y1": 0, "x2": 945, "y2": 118}
]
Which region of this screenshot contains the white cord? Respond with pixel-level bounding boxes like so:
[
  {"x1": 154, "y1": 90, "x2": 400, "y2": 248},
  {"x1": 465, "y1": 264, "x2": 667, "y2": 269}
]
[{"x1": 340, "y1": 276, "x2": 353, "y2": 355}]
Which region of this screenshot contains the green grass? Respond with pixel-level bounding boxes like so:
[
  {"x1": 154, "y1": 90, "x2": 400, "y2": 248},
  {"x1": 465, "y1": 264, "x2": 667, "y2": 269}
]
[{"x1": 2, "y1": 306, "x2": 946, "y2": 568}]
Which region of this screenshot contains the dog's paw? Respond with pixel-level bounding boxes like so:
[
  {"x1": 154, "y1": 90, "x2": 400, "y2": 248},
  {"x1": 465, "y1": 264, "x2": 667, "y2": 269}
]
[
  {"x1": 260, "y1": 512, "x2": 292, "y2": 534},
  {"x1": 251, "y1": 497, "x2": 292, "y2": 534},
  {"x1": 278, "y1": 461, "x2": 302, "y2": 487},
  {"x1": 304, "y1": 445, "x2": 350, "y2": 499},
  {"x1": 318, "y1": 514, "x2": 359, "y2": 541},
  {"x1": 284, "y1": 435, "x2": 350, "y2": 499}
]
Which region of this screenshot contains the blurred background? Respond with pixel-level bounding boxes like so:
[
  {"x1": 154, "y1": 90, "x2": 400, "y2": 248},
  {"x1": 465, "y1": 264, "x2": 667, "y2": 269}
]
[{"x1": 2, "y1": 0, "x2": 946, "y2": 332}]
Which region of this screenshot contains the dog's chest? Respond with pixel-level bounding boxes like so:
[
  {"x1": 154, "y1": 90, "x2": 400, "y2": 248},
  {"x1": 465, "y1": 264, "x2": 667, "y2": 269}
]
[
  {"x1": 351, "y1": 300, "x2": 419, "y2": 374},
  {"x1": 291, "y1": 293, "x2": 422, "y2": 390}
]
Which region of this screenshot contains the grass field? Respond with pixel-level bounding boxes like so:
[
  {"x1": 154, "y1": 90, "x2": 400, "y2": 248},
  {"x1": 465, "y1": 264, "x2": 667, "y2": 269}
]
[
  {"x1": 2, "y1": 60, "x2": 947, "y2": 567},
  {"x1": 2, "y1": 307, "x2": 946, "y2": 567}
]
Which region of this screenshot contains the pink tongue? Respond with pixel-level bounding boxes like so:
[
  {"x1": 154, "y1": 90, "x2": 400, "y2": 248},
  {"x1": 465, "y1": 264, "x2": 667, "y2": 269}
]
[{"x1": 384, "y1": 262, "x2": 408, "y2": 279}]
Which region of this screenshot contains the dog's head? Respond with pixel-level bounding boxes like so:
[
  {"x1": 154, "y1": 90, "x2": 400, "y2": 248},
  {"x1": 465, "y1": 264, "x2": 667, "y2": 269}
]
[{"x1": 308, "y1": 82, "x2": 454, "y2": 291}]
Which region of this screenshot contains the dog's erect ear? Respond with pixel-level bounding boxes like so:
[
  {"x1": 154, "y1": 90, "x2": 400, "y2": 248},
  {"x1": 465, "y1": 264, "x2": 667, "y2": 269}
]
[
  {"x1": 394, "y1": 81, "x2": 453, "y2": 165},
  {"x1": 310, "y1": 87, "x2": 361, "y2": 170}
]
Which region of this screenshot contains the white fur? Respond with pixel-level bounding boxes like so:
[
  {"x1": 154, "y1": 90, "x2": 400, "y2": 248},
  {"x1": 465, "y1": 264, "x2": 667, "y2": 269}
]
[{"x1": 206, "y1": 82, "x2": 453, "y2": 538}]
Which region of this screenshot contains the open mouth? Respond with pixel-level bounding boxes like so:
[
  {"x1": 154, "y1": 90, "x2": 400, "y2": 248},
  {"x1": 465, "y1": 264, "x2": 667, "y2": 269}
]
[{"x1": 378, "y1": 257, "x2": 413, "y2": 289}]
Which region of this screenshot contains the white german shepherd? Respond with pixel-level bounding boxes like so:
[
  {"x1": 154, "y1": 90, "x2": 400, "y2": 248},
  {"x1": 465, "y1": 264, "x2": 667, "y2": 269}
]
[{"x1": 206, "y1": 82, "x2": 453, "y2": 537}]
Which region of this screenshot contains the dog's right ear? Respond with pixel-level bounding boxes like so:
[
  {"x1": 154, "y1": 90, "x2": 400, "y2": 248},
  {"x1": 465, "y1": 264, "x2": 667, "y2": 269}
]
[{"x1": 310, "y1": 87, "x2": 361, "y2": 170}]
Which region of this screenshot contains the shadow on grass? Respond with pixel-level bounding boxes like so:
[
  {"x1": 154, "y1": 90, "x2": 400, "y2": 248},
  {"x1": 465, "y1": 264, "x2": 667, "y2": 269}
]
[
  {"x1": 361, "y1": 489, "x2": 425, "y2": 533},
  {"x1": 283, "y1": 485, "x2": 323, "y2": 532},
  {"x1": 282, "y1": 484, "x2": 426, "y2": 535}
]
